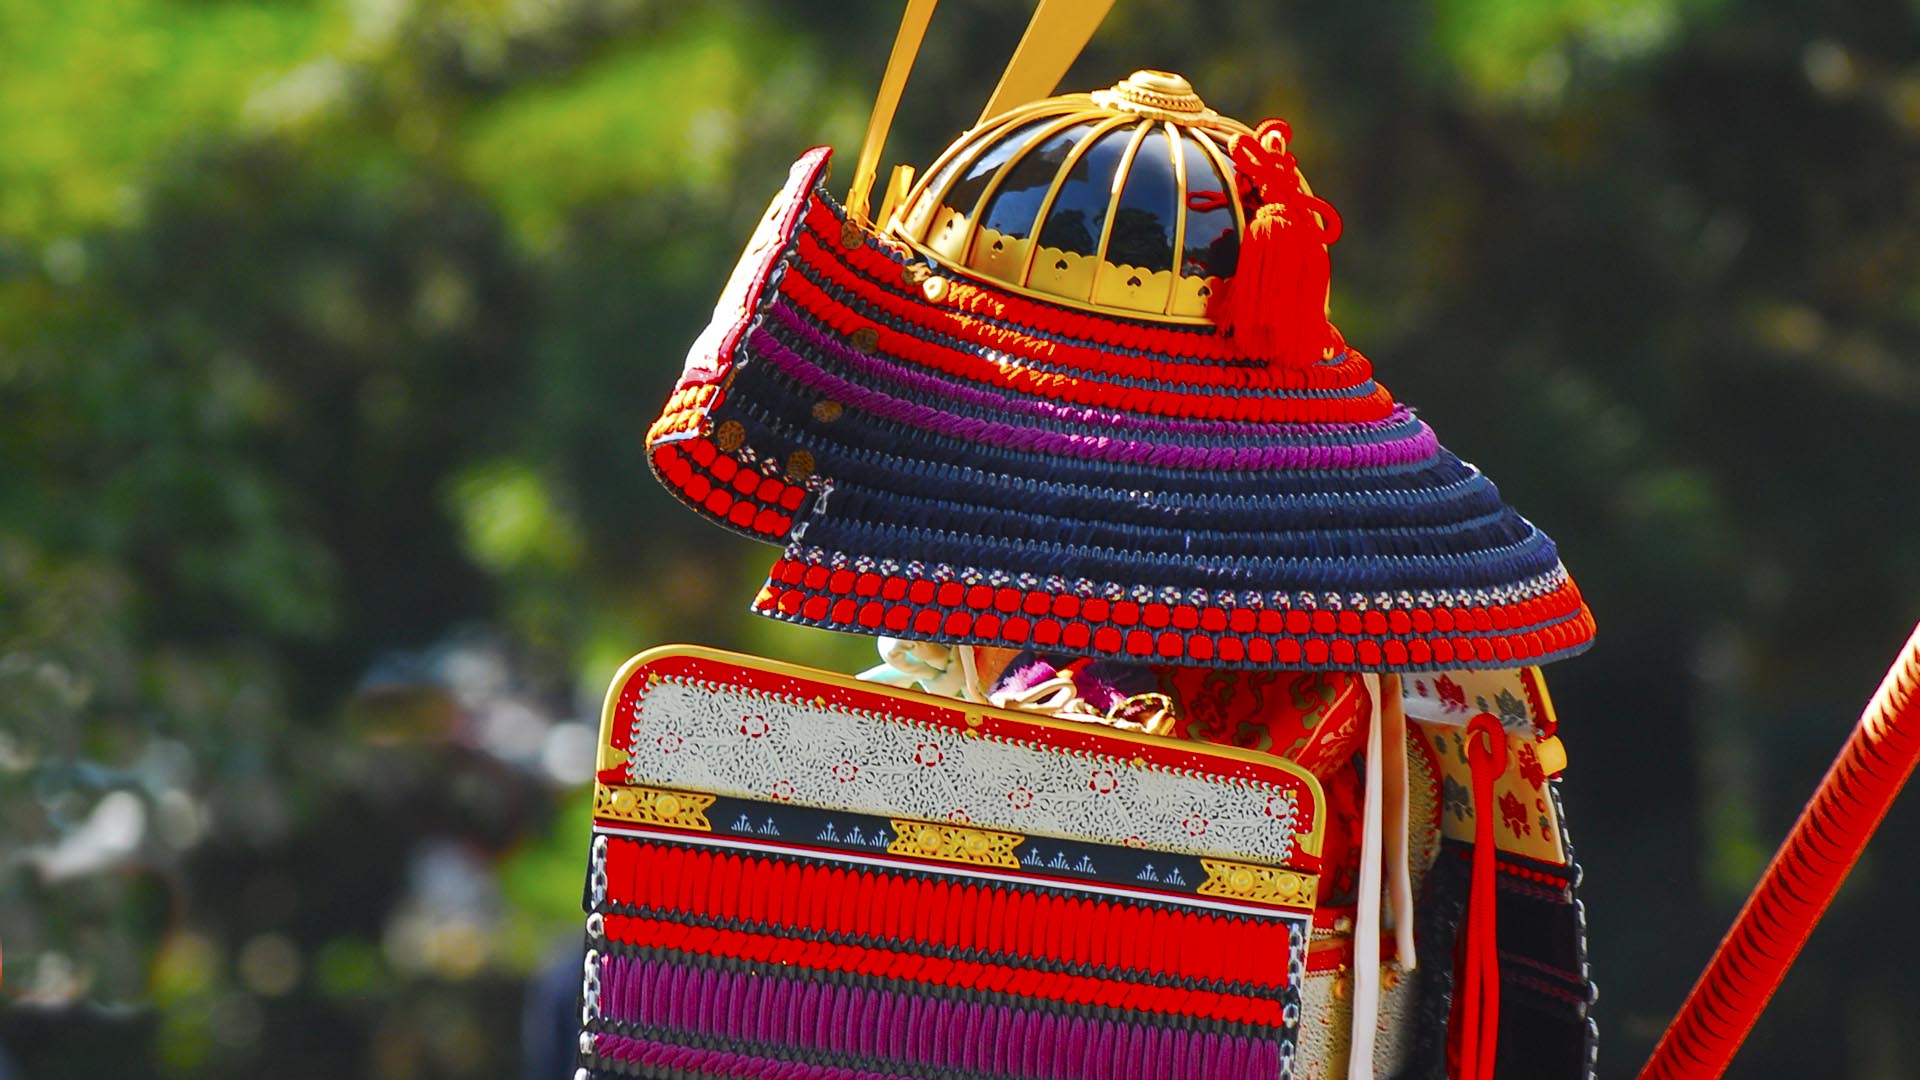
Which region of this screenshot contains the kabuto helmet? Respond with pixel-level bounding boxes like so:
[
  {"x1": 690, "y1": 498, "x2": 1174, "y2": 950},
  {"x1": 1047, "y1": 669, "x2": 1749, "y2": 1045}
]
[{"x1": 646, "y1": 59, "x2": 1594, "y2": 674}]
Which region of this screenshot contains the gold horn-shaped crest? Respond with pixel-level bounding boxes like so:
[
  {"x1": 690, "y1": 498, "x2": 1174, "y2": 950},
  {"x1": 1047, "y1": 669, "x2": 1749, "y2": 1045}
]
[{"x1": 845, "y1": 0, "x2": 1116, "y2": 224}]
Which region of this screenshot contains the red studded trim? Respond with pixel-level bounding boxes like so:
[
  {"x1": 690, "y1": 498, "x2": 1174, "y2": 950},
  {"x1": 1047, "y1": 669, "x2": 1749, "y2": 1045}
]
[
  {"x1": 751, "y1": 555, "x2": 1596, "y2": 673},
  {"x1": 650, "y1": 438, "x2": 806, "y2": 540}
]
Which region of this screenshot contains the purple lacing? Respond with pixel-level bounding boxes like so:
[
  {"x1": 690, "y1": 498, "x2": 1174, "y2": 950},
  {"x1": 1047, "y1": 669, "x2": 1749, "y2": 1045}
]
[{"x1": 747, "y1": 326, "x2": 1436, "y2": 471}]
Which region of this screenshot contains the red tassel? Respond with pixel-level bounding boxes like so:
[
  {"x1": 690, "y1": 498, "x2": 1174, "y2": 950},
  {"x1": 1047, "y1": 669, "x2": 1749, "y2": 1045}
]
[
  {"x1": 1450, "y1": 714, "x2": 1508, "y2": 1080},
  {"x1": 1219, "y1": 118, "x2": 1343, "y2": 368}
]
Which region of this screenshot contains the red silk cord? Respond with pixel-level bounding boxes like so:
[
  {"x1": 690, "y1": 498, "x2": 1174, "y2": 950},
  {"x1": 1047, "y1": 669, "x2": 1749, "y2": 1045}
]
[
  {"x1": 1449, "y1": 713, "x2": 1507, "y2": 1080},
  {"x1": 1640, "y1": 620, "x2": 1920, "y2": 1080}
]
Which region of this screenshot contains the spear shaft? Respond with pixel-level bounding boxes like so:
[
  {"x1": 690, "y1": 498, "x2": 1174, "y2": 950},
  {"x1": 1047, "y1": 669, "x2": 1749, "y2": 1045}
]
[{"x1": 1641, "y1": 620, "x2": 1920, "y2": 1080}]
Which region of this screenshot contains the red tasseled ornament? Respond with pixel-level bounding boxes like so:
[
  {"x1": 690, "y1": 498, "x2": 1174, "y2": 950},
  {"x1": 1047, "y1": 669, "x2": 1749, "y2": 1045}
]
[{"x1": 1218, "y1": 118, "x2": 1343, "y2": 368}]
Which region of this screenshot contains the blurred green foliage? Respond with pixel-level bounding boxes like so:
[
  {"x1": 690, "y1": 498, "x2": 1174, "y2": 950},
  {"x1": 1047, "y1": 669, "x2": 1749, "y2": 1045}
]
[{"x1": 0, "y1": 1, "x2": 1915, "y2": 1078}]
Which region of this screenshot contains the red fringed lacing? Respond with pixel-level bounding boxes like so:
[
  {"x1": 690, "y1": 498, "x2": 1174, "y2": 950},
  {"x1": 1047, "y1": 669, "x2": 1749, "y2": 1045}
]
[
  {"x1": 1450, "y1": 713, "x2": 1506, "y2": 1080},
  {"x1": 600, "y1": 835, "x2": 1297, "y2": 1026},
  {"x1": 1219, "y1": 119, "x2": 1344, "y2": 368}
]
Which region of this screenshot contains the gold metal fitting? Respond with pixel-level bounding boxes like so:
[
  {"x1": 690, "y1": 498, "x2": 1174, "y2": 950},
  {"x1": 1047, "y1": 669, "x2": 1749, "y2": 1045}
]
[
  {"x1": 1091, "y1": 70, "x2": 1220, "y2": 124},
  {"x1": 883, "y1": 71, "x2": 1257, "y2": 324}
]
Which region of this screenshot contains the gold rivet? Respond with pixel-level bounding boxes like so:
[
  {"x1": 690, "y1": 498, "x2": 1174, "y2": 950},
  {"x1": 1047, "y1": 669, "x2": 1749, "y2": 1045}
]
[
  {"x1": 785, "y1": 450, "x2": 815, "y2": 480},
  {"x1": 922, "y1": 276, "x2": 949, "y2": 302},
  {"x1": 840, "y1": 220, "x2": 864, "y2": 250},
  {"x1": 916, "y1": 827, "x2": 942, "y2": 852},
  {"x1": 811, "y1": 400, "x2": 844, "y2": 423},
  {"x1": 610, "y1": 789, "x2": 636, "y2": 812},
  {"x1": 715, "y1": 420, "x2": 745, "y2": 451},
  {"x1": 654, "y1": 793, "x2": 680, "y2": 817},
  {"x1": 849, "y1": 326, "x2": 880, "y2": 353}
]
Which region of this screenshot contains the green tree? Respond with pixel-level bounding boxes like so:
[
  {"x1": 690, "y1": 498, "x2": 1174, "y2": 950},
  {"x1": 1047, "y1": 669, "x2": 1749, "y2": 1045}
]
[{"x1": 1, "y1": 1, "x2": 1915, "y2": 1077}]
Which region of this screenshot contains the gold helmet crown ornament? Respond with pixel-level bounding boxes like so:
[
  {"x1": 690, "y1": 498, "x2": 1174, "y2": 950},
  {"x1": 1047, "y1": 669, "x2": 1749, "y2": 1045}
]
[
  {"x1": 848, "y1": 2, "x2": 1344, "y2": 366},
  {"x1": 885, "y1": 71, "x2": 1254, "y2": 322},
  {"x1": 646, "y1": 0, "x2": 1595, "y2": 691}
]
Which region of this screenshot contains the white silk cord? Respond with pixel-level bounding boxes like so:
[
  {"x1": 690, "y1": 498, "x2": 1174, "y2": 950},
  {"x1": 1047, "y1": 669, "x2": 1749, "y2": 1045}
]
[
  {"x1": 864, "y1": 638, "x2": 986, "y2": 702},
  {"x1": 956, "y1": 645, "x2": 984, "y2": 702},
  {"x1": 1383, "y1": 674, "x2": 1417, "y2": 970},
  {"x1": 1349, "y1": 673, "x2": 1387, "y2": 1080}
]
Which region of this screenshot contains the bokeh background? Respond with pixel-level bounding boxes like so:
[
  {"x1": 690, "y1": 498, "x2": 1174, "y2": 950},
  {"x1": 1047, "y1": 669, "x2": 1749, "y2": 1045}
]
[{"x1": 1, "y1": 0, "x2": 1916, "y2": 1077}]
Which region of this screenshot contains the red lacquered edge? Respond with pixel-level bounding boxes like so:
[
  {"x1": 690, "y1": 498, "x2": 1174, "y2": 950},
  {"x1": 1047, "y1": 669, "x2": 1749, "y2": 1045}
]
[{"x1": 595, "y1": 643, "x2": 1326, "y2": 860}]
